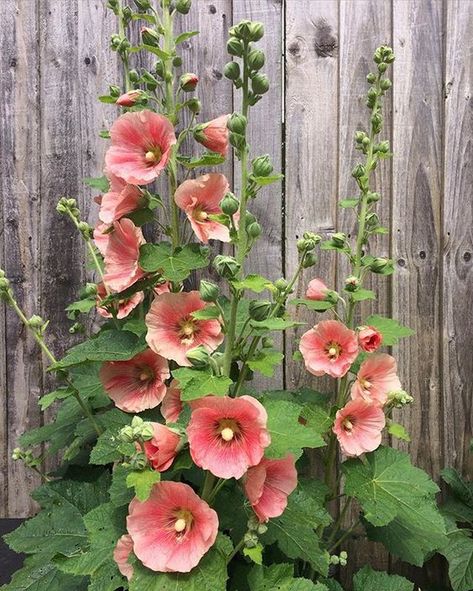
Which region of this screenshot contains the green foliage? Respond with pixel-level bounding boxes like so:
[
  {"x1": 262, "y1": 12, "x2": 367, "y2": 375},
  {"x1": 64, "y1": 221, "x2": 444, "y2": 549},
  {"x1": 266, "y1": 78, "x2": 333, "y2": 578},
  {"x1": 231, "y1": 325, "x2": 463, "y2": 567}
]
[
  {"x1": 84, "y1": 176, "x2": 109, "y2": 192},
  {"x1": 364, "y1": 315, "x2": 414, "y2": 345},
  {"x1": 250, "y1": 317, "x2": 304, "y2": 332},
  {"x1": 139, "y1": 242, "x2": 209, "y2": 281},
  {"x1": 126, "y1": 469, "x2": 161, "y2": 501},
  {"x1": 248, "y1": 563, "x2": 326, "y2": 591},
  {"x1": 109, "y1": 465, "x2": 134, "y2": 507},
  {"x1": 290, "y1": 298, "x2": 334, "y2": 312},
  {"x1": 173, "y1": 367, "x2": 233, "y2": 401},
  {"x1": 247, "y1": 349, "x2": 284, "y2": 377},
  {"x1": 353, "y1": 566, "x2": 413, "y2": 590},
  {"x1": 0, "y1": 557, "x2": 87, "y2": 591},
  {"x1": 177, "y1": 152, "x2": 226, "y2": 169},
  {"x1": 387, "y1": 421, "x2": 411, "y2": 442},
  {"x1": 232, "y1": 274, "x2": 273, "y2": 293}
]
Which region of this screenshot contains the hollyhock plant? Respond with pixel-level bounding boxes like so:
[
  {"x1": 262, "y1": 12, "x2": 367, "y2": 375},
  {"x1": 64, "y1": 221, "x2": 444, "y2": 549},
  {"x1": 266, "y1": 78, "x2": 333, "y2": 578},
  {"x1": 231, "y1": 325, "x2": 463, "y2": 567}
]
[
  {"x1": 105, "y1": 110, "x2": 176, "y2": 185},
  {"x1": 358, "y1": 325, "x2": 383, "y2": 352},
  {"x1": 96, "y1": 282, "x2": 144, "y2": 319},
  {"x1": 299, "y1": 319, "x2": 359, "y2": 378},
  {"x1": 113, "y1": 534, "x2": 134, "y2": 581},
  {"x1": 193, "y1": 114, "x2": 230, "y2": 157},
  {"x1": 160, "y1": 379, "x2": 183, "y2": 423},
  {"x1": 306, "y1": 277, "x2": 330, "y2": 301},
  {"x1": 103, "y1": 218, "x2": 146, "y2": 292},
  {"x1": 145, "y1": 291, "x2": 224, "y2": 366},
  {"x1": 142, "y1": 423, "x2": 181, "y2": 472},
  {"x1": 333, "y1": 399, "x2": 386, "y2": 457},
  {"x1": 100, "y1": 349, "x2": 169, "y2": 413},
  {"x1": 174, "y1": 173, "x2": 233, "y2": 243},
  {"x1": 351, "y1": 353, "x2": 402, "y2": 406},
  {"x1": 187, "y1": 395, "x2": 270, "y2": 479},
  {"x1": 243, "y1": 454, "x2": 297, "y2": 522},
  {"x1": 126, "y1": 481, "x2": 218, "y2": 573},
  {"x1": 93, "y1": 221, "x2": 111, "y2": 256},
  {"x1": 98, "y1": 173, "x2": 143, "y2": 224},
  {"x1": 116, "y1": 89, "x2": 144, "y2": 107}
]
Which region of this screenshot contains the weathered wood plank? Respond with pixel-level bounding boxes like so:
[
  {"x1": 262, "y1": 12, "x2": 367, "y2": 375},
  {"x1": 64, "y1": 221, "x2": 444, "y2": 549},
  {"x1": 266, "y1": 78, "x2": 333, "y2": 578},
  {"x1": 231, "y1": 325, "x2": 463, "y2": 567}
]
[
  {"x1": 0, "y1": 0, "x2": 42, "y2": 516},
  {"x1": 443, "y1": 0, "x2": 473, "y2": 479}
]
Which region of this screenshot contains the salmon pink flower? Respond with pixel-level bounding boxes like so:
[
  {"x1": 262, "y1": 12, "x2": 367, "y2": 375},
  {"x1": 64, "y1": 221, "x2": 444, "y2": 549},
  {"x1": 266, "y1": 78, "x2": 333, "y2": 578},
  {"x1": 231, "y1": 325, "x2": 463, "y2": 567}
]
[
  {"x1": 187, "y1": 395, "x2": 271, "y2": 479},
  {"x1": 193, "y1": 114, "x2": 230, "y2": 157},
  {"x1": 351, "y1": 353, "x2": 402, "y2": 406},
  {"x1": 145, "y1": 291, "x2": 224, "y2": 366},
  {"x1": 113, "y1": 534, "x2": 134, "y2": 581},
  {"x1": 243, "y1": 454, "x2": 297, "y2": 522},
  {"x1": 103, "y1": 219, "x2": 146, "y2": 292},
  {"x1": 99, "y1": 173, "x2": 143, "y2": 224},
  {"x1": 333, "y1": 399, "x2": 385, "y2": 456},
  {"x1": 174, "y1": 174, "x2": 233, "y2": 243},
  {"x1": 357, "y1": 325, "x2": 383, "y2": 352},
  {"x1": 116, "y1": 89, "x2": 144, "y2": 107},
  {"x1": 105, "y1": 110, "x2": 176, "y2": 185},
  {"x1": 161, "y1": 379, "x2": 183, "y2": 423},
  {"x1": 154, "y1": 281, "x2": 171, "y2": 296},
  {"x1": 127, "y1": 481, "x2": 218, "y2": 573},
  {"x1": 100, "y1": 349, "x2": 170, "y2": 413},
  {"x1": 142, "y1": 423, "x2": 182, "y2": 471},
  {"x1": 96, "y1": 282, "x2": 144, "y2": 320},
  {"x1": 306, "y1": 278, "x2": 330, "y2": 301},
  {"x1": 93, "y1": 222, "x2": 111, "y2": 256},
  {"x1": 299, "y1": 320, "x2": 358, "y2": 378}
]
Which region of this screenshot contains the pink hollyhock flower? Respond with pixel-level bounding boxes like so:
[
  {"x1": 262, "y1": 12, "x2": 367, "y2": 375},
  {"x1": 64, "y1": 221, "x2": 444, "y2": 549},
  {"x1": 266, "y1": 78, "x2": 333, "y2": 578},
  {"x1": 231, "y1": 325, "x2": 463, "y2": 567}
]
[
  {"x1": 161, "y1": 379, "x2": 183, "y2": 423},
  {"x1": 306, "y1": 278, "x2": 330, "y2": 301},
  {"x1": 105, "y1": 110, "x2": 177, "y2": 185},
  {"x1": 174, "y1": 173, "x2": 233, "y2": 243},
  {"x1": 145, "y1": 291, "x2": 224, "y2": 366},
  {"x1": 100, "y1": 349, "x2": 170, "y2": 413},
  {"x1": 93, "y1": 222, "x2": 112, "y2": 256},
  {"x1": 193, "y1": 114, "x2": 230, "y2": 157},
  {"x1": 127, "y1": 481, "x2": 218, "y2": 573},
  {"x1": 103, "y1": 219, "x2": 146, "y2": 292},
  {"x1": 357, "y1": 325, "x2": 383, "y2": 353},
  {"x1": 116, "y1": 89, "x2": 144, "y2": 107},
  {"x1": 299, "y1": 320, "x2": 359, "y2": 378},
  {"x1": 351, "y1": 353, "x2": 402, "y2": 406},
  {"x1": 142, "y1": 423, "x2": 181, "y2": 472},
  {"x1": 243, "y1": 454, "x2": 297, "y2": 522},
  {"x1": 96, "y1": 282, "x2": 144, "y2": 320},
  {"x1": 154, "y1": 281, "x2": 171, "y2": 296},
  {"x1": 187, "y1": 395, "x2": 271, "y2": 479},
  {"x1": 333, "y1": 399, "x2": 385, "y2": 456},
  {"x1": 99, "y1": 173, "x2": 143, "y2": 224},
  {"x1": 113, "y1": 534, "x2": 134, "y2": 581}
]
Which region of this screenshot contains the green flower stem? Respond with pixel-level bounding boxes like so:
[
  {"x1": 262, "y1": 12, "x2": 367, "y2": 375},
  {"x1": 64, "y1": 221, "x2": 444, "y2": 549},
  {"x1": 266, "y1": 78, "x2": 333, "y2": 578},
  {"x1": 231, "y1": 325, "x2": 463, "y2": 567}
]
[
  {"x1": 327, "y1": 518, "x2": 361, "y2": 555},
  {"x1": 201, "y1": 471, "x2": 216, "y2": 502},
  {"x1": 326, "y1": 496, "x2": 352, "y2": 549},
  {"x1": 31, "y1": 465, "x2": 52, "y2": 483},
  {"x1": 117, "y1": 0, "x2": 131, "y2": 92},
  {"x1": 226, "y1": 537, "x2": 246, "y2": 564}
]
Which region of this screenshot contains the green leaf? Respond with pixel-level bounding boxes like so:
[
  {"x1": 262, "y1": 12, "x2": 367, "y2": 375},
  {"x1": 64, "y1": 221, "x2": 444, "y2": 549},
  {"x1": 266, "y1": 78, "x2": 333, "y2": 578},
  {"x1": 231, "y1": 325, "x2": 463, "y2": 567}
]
[
  {"x1": 290, "y1": 298, "x2": 334, "y2": 312},
  {"x1": 52, "y1": 330, "x2": 146, "y2": 369},
  {"x1": 39, "y1": 387, "x2": 72, "y2": 410},
  {"x1": 141, "y1": 44, "x2": 172, "y2": 59},
  {"x1": 90, "y1": 430, "x2": 134, "y2": 466},
  {"x1": 139, "y1": 243, "x2": 210, "y2": 281},
  {"x1": 364, "y1": 315, "x2": 414, "y2": 345},
  {"x1": 191, "y1": 305, "x2": 221, "y2": 320},
  {"x1": 353, "y1": 566, "x2": 414, "y2": 591},
  {"x1": 439, "y1": 528, "x2": 473, "y2": 591},
  {"x1": 387, "y1": 421, "x2": 411, "y2": 442},
  {"x1": 263, "y1": 483, "x2": 330, "y2": 577},
  {"x1": 263, "y1": 397, "x2": 325, "y2": 459},
  {"x1": 243, "y1": 544, "x2": 264, "y2": 565},
  {"x1": 175, "y1": 30, "x2": 199, "y2": 44},
  {"x1": 98, "y1": 95, "x2": 117, "y2": 104},
  {"x1": 66, "y1": 297, "x2": 96, "y2": 318},
  {"x1": 442, "y1": 468, "x2": 473, "y2": 509},
  {"x1": 129, "y1": 534, "x2": 232, "y2": 591},
  {"x1": 252, "y1": 173, "x2": 284, "y2": 186},
  {"x1": 248, "y1": 349, "x2": 284, "y2": 377},
  {"x1": 83, "y1": 176, "x2": 109, "y2": 192},
  {"x1": 177, "y1": 152, "x2": 226, "y2": 169},
  {"x1": 109, "y1": 465, "x2": 134, "y2": 508},
  {"x1": 339, "y1": 198, "x2": 359, "y2": 208},
  {"x1": 250, "y1": 318, "x2": 304, "y2": 332},
  {"x1": 126, "y1": 470, "x2": 161, "y2": 501},
  {"x1": 232, "y1": 274, "x2": 273, "y2": 293},
  {"x1": 351, "y1": 288, "x2": 376, "y2": 302},
  {"x1": 125, "y1": 207, "x2": 155, "y2": 227},
  {"x1": 172, "y1": 368, "x2": 232, "y2": 401},
  {"x1": 0, "y1": 557, "x2": 87, "y2": 591},
  {"x1": 248, "y1": 563, "x2": 326, "y2": 591}
]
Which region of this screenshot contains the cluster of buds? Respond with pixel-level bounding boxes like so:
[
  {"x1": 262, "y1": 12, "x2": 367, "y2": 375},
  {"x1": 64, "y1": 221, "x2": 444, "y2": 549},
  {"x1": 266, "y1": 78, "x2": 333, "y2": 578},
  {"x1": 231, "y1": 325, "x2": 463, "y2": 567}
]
[
  {"x1": 27, "y1": 315, "x2": 49, "y2": 336},
  {"x1": 12, "y1": 447, "x2": 40, "y2": 468},
  {"x1": 387, "y1": 389, "x2": 414, "y2": 408},
  {"x1": 330, "y1": 550, "x2": 348, "y2": 567},
  {"x1": 175, "y1": 0, "x2": 192, "y2": 14},
  {"x1": 0, "y1": 269, "x2": 12, "y2": 302},
  {"x1": 369, "y1": 256, "x2": 394, "y2": 275},
  {"x1": 344, "y1": 275, "x2": 361, "y2": 292},
  {"x1": 227, "y1": 112, "x2": 247, "y2": 156},
  {"x1": 213, "y1": 255, "x2": 241, "y2": 280},
  {"x1": 244, "y1": 514, "x2": 268, "y2": 549},
  {"x1": 56, "y1": 197, "x2": 80, "y2": 219},
  {"x1": 119, "y1": 416, "x2": 155, "y2": 444},
  {"x1": 296, "y1": 232, "x2": 322, "y2": 269},
  {"x1": 186, "y1": 345, "x2": 211, "y2": 369}
]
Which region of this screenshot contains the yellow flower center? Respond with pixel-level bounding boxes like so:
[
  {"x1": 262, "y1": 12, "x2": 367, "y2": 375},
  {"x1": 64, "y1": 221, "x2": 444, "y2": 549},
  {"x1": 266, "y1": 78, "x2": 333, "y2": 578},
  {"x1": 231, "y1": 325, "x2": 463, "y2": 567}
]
[
  {"x1": 220, "y1": 427, "x2": 234, "y2": 441},
  {"x1": 218, "y1": 418, "x2": 239, "y2": 442},
  {"x1": 326, "y1": 342, "x2": 341, "y2": 359},
  {"x1": 193, "y1": 208, "x2": 209, "y2": 222},
  {"x1": 144, "y1": 147, "x2": 162, "y2": 163},
  {"x1": 342, "y1": 418, "x2": 354, "y2": 432},
  {"x1": 178, "y1": 317, "x2": 198, "y2": 345},
  {"x1": 174, "y1": 518, "x2": 187, "y2": 532}
]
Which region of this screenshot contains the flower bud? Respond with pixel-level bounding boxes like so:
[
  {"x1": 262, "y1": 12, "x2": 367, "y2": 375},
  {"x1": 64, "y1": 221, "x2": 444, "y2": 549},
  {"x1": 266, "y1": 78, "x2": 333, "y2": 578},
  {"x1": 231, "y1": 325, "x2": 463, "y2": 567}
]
[
  {"x1": 252, "y1": 73, "x2": 269, "y2": 95},
  {"x1": 134, "y1": 0, "x2": 151, "y2": 9},
  {"x1": 186, "y1": 345, "x2": 211, "y2": 368},
  {"x1": 249, "y1": 300, "x2": 272, "y2": 321},
  {"x1": 244, "y1": 531, "x2": 259, "y2": 548},
  {"x1": 213, "y1": 255, "x2": 241, "y2": 279},
  {"x1": 173, "y1": 56, "x2": 183, "y2": 67},
  {"x1": 274, "y1": 278, "x2": 288, "y2": 291},
  {"x1": 155, "y1": 61, "x2": 165, "y2": 79},
  {"x1": 224, "y1": 61, "x2": 240, "y2": 81},
  {"x1": 69, "y1": 322, "x2": 84, "y2": 334},
  {"x1": 380, "y1": 78, "x2": 392, "y2": 91},
  {"x1": 365, "y1": 212, "x2": 380, "y2": 231},
  {"x1": 78, "y1": 221, "x2": 93, "y2": 238},
  {"x1": 129, "y1": 68, "x2": 139, "y2": 82},
  {"x1": 331, "y1": 232, "x2": 347, "y2": 247},
  {"x1": 180, "y1": 73, "x2": 198, "y2": 92},
  {"x1": 370, "y1": 257, "x2": 393, "y2": 274},
  {"x1": 367, "y1": 191, "x2": 380, "y2": 204},
  {"x1": 229, "y1": 132, "x2": 246, "y2": 152},
  {"x1": 252, "y1": 154, "x2": 273, "y2": 177},
  {"x1": 371, "y1": 112, "x2": 383, "y2": 134},
  {"x1": 220, "y1": 192, "x2": 240, "y2": 216},
  {"x1": 116, "y1": 89, "x2": 144, "y2": 107},
  {"x1": 0, "y1": 276, "x2": 10, "y2": 291},
  {"x1": 141, "y1": 27, "x2": 160, "y2": 47},
  {"x1": 297, "y1": 238, "x2": 306, "y2": 252},
  {"x1": 344, "y1": 276, "x2": 360, "y2": 291},
  {"x1": 330, "y1": 554, "x2": 340, "y2": 565},
  {"x1": 227, "y1": 37, "x2": 244, "y2": 57},
  {"x1": 130, "y1": 453, "x2": 148, "y2": 471},
  {"x1": 247, "y1": 21, "x2": 264, "y2": 42},
  {"x1": 256, "y1": 523, "x2": 268, "y2": 535},
  {"x1": 247, "y1": 222, "x2": 262, "y2": 239},
  {"x1": 119, "y1": 425, "x2": 135, "y2": 443},
  {"x1": 387, "y1": 389, "x2": 414, "y2": 407},
  {"x1": 199, "y1": 279, "x2": 220, "y2": 302},
  {"x1": 303, "y1": 231, "x2": 322, "y2": 245},
  {"x1": 28, "y1": 315, "x2": 45, "y2": 330},
  {"x1": 247, "y1": 515, "x2": 259, "y2": 531},
  {"x1": 140, "y1": 422, "x2": 156, "y2": 441},
  {"x1": 248, "y1": 49, "x2": 265, "y2": 71},
  {"x1": 354, "y1": 130, "x2": 366, "y2": 144},
  {"x1": 262, "y1": 337, "x2": 274, "y2": 348},
  {"x1": 175, "y1": 0, "x2": 192, "y2": 14},
  {"x1": 12, "y1": 448, "x2": 23, "y2": 461},
  {"x1": 109, "y1": 85, "x2": 121, "y2": 98},
  {"x1": 131, "y1": 416, "x2": 144, "y2": 435},
  {"x1": 227, "y1": 113, "x2": 247, "y2": 135},
  {"x1": 351, "y1": 164, "x2": 366, "y2": 179},
  {"x1": 187, "y1": 98, "x2": 201, "y2": 114},
  {"x1": 366, "y1": 72, "x2": 376, "y2": 84},
  {"x1": 375, "y1": 140, "x2": 390, "y2": 153},
  {"x1": 302, "y1": 252, "x2": 317, "y2": 268},
  {"x1": 84, "y1": 283, "x2": 98, "y2": 297}
]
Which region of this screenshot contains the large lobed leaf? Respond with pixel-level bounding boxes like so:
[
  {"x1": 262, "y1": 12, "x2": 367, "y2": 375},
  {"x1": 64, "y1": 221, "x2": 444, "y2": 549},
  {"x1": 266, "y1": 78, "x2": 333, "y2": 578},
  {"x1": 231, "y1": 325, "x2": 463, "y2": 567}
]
[
  {"x1": 139, "y1": 242, "x2": 209, "y2": 281},
  {"x1": 352, "y1": 566, "x2": 413, "y2": 591},
  {"x1": 248, "y1": 563, "x2": 327, "y2": 591},
  {"x1": 172, "y1": 368, "x2": 232, "y2": 401}
]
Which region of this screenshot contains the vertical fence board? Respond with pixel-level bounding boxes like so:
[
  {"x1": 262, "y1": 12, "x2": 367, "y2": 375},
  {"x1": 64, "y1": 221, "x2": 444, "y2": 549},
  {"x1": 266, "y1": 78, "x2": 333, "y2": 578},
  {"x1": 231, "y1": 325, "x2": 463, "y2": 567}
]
[
  {"x1": 1, "y1": 0, "x2": 42, "y2": 516},
  {"x1": 443, "y1": 0, "x2": 473, "y2": 478}
]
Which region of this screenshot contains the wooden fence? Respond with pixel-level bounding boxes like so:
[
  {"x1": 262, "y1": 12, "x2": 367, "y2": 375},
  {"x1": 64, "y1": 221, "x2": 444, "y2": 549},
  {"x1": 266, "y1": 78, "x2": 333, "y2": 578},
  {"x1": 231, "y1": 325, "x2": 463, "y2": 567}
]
[{"x1": 1, "y1": 0, "x2": 472, "y2": 585}]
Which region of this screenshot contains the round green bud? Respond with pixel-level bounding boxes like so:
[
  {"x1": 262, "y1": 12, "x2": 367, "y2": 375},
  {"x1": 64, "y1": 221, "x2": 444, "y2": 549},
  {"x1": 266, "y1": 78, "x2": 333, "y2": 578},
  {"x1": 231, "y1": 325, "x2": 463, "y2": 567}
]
[
  {"x1": 256, "y1": 523, "x2": 268, "y2": 535},
  {"x1": 362, "y1": 136, "x2": 370, "y2": 147},
  {"x1": 303, "y1": 231, "x2": 322, "y2": 244},
  {"x1": 344, "y1": 276, "x2": 360, "y2": 291},
  {"x1": 12, "y1": 448, "x2": 23, "y2": 461},
  {"x1": 248, "y1": 49, "x2": 265, "y2": 71},
  {"x1": 141, "y1": 27, "x2": 160, "y2": 47},
  {"x1": 249, "y1": 300, "x2": 272, "y2": 321},
  {"x1": 367, "y1": 191, "x2": 381, "y2": 204},
  {"x1": 244, "y1": 531, "x2": 259, "y2": 548},
  {"x1": 378, "y1": 62, "x2": 388, "y2": 73},
  {"x1": 387, "y1": 389, "x2": 414, "y2": 407},
  {"x1": 331, "y1": 232, "x2": 347, "y2": 247},
  {"x1": 224, "y1": 61, "x2": 240, "y2": 81},
  {"x1": 380, "y1": 78, "x2": 392, "y2": 91},
  {"x1": 130, "y1": 453, "x2": 148, "y2": 471},
  {"x1": 227, "y1": 112, "x2": 247, "y2": 134},
  {"x1": 229, "y1": 132, "x2": 246, "y2": 151},
  {"x1": 175, "y1": 0, "x2": 192, "y2": 14},
  {"x1": 155, "y1": 61, "x2": 165, "y2": 78},
  {"x1": 187, "y1": 98, "x2": 201, "y2": 114},
  {"x1": 220, "y1": 192, "x2": 239, "y2": 216},
  {"x1": 173, "y1": 56, "x2": 183, "y2": 68},
  {"x1": 129, "y1": 69, "x2": 140, "y2": 83},
  {"x1": 302, "y1": 252, "x2": 317, "y2": 268},
  {"x1": 213, "y1": 255, "x2": 241, "y2": 279},
  {"x1": 247, "y1": 222, "x2": 262, "y2": 239},
  {"x1": 330, "y1": 555, "x2": 340, "y2": 565},
  {"x1": 28, "y1": 315, "x2": 45, "y2": 329},
  {"x1": 227, "y1": 37, "x2": 244, "y2": 57},
  {"x1": 339, "y1": 551, "x2": 348, "y2": 560},
  {"x1": 370, "y1": 257, "x2": 392, "y2": 273},
  {"x1": 140, "y1": 422, "x2": 155, "y2": 441},
  {"x1": 262, "y1": 337, "x2": 274, "y2": 348},
  {"x1": 84, "y1": 283, "x2": 98, "y2": 297},
  {"x1": 0, "y1": 277, "x2": 10, "y2": 291},
  {"x1": 355, "y1": 130, "x2": 366, "y2": 143},
  {"x1": 252, "y1": 73, "x2": 269, "y2": 95},
  {"x1": 131, "y1": 416, "x2": 144, "y2": 429},
  {"x1": 247, "y1": 515, "x2": 259, "y2": 531},
  {"x1": 252, "y1": 154, "x2": 273, "y2": 177},
  {"x1": 199, "y1": 280, "x2": 220, "y2": 302},
  {"x1": 186, "y1": 345, "x2": 211, "y2": 369},
  {"x1": 109, "y1": 85, "x2": 121, "y2": 98},
  {"x1": 352, "y1": 163, "x2": 366, "y2": 179},
  {"x1": 179, "y1": 72, "x2": 198, "y2": 92},
  {"x1": 248, "y1": 21, "x2": 264, "y2": 41},
  {"x1": 119, "y1": 425, "x2": 135, "y2": 443},
  {"x1": 297, "y1": 238, "x2": 306, "y2": 252},
  {"x1": 274, "y1": 278, "x2": 288, "y2": 291},
  {"x1": 366, "y1": 72, "x2": 376, "y2": 84}
]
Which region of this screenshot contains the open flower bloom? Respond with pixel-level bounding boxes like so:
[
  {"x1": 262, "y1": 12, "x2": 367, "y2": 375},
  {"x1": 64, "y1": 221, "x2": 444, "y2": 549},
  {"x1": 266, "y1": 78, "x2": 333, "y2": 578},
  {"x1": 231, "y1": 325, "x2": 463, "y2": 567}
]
[
  {"x1": 174, "y1": 174, "x2": 233, "y2": 243},
  {"x1": 194, "y1": 114, "x2": 230, "y2": 157},
  {"x1": 145, "y1": 291, "x2": 224, "y2": 366},
  {"x1": 357, "y1": 325, "x2": 383, "y2": 352},
  {"x1": 243, "y1": 454, "x2": 297, "y2": 522},
  {"x1": 333, "y1": 399, "x2": 386, "y2": 456},
  {"x1": 187, "y1": 395, "x2": 271, "y2": 479},
  {"x1": 103, "y1": 219, "x2": 146, "y2": 293},
  {"x1": 143, "y1": 423, "x2": 181, "y2": 472},
  {"x1": 299, "y1": 320, "x2": 358, "y2": 378},
  {"x1": 161, "y1": 379, "x2": 183, "y2": 423},
  {"x1": 93, "y1": 222, "x2": 112, "y2": 256},
  {"x1": 100, "y1": 349, "x2": 170, "y2": 413},
  {"x1": 105, "y1": 110, "x2": 176, "y2": 185},
  {"x1": 306, "y1": 278, "x2": 330, "y2": 301},
  {"x1": 127, "y1": 481, "x2": 218, "y2": 573},
  {"x1": 113, "y1": 534, "x2": 134, "y2": 581},
  {"x1": 96, "y1": 282, "x2": 144, "y2": 320},
  {"x1": 99, "y1": 172, "x2": 143, "y2": 224},
  {"x1": 351, "y1": 353, "x2": 402, "y2": 406}
]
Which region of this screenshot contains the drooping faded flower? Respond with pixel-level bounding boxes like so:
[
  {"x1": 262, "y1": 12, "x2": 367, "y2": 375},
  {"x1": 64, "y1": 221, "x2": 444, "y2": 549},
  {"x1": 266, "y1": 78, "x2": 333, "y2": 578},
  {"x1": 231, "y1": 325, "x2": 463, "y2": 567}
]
[
  {"x1": 161, "y1": 379, "x2": 183, "y2": 424},
  {"x1": 96, "y1": 282, "x2": 144, "y2": 320},
  {"x1": 243, "y1": 454, "x2": 297, "y2": 522},
  {"x1": 193, "y1": 114, "x2": 230, "y2": 157},
  {"x1": 99, "y1": 173, "x2": 143, "y2": 224},
  {"x1": 299, "y1": 319, "x2": 359, "y2": 378},
  {"x1": 142, "y1": 423, "x2": 181, "y2": 472},
  {"x1": 351, "y1": 353, "x2": 401, "y2": 406},
  {"x1": 113, "y1": 534, "x2": 134, "y2": 581},
  {"x1": 103, "y1": 219, "x2": 146, "y2": 293},
  {"x1": 174, "y1": 173, "x2": 232, "y2": 243},
  {"x1": 187, "y1": 395, "x2": 271, "y2": 480},
  {"x1": 145, "y1": 291, "x2": 224, "y2": 366},
  {"x1": 100, "y1": 349, "x2": 169, "y2": 413},
  {"x1": 105, "y1": 110, "x2": 176, "y2": 185},
  {"x1": 306, "y1": 277, "x2": 330, "y2": 301},
  {"x1": 333, "y1": 398, "x2": 385, "y2": 456},
  {"x1": 127, "y1": 481, "x2": 218, "y2": 573}
]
